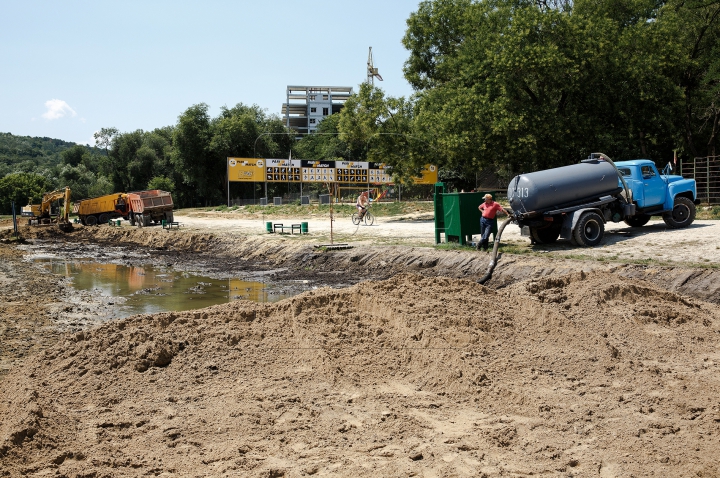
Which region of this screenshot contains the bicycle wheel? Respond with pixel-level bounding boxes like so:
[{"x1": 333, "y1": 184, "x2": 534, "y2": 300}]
[
  {"x1": 364, "y1": 212, "x2": 375, "y2": 226},
  {"x1": 351, "y1": 213, "x2": 361, "y2": 225}
]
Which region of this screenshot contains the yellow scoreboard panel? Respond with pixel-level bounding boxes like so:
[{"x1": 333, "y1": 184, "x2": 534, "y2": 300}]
[
  {"x1": 414, "y1": 164, "x2": 438, "y2": 185},
  {"x1": 227, "y1": 158, "x2": 265, "y2": 182}
]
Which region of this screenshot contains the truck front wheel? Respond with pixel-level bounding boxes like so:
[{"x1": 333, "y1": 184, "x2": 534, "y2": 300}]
[
  {"x1": 573, "y1": 212, "x2": 604, "y2": 247},
  {"x1": 624, "y1": 214, "x2": 651, "y2": 227},
  {"x1": 663, "y1": 197, "x2": 695, "y2": 229}
]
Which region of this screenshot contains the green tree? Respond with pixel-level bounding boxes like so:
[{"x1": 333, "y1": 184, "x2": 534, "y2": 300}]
[
  {"x1": 108, "y1": 130, "x2": 144, "y2": 192},
  {"x1": 0, "y1": 173, "x2": 52, "y2": 214},
  {"x1": 147, "y1": 176, "x2": 175, "y2": 192},
  {"x1": 171, "y1": 104, "x2": 215, "y2": 206},
  {"x1": 60, "y1": 144, "x2": 88, "y2": 167},
  {"x1": 659, "y1": 0, "x2": 720, "y2": 157},
  {"x1": 338, "y1": 83, "x2": 425, "y2": 183},
  {"x1": 209, "y1": 103, "x2": 294, "y2": 205},
  {"x1": 295, "y1": 114, "x2": 354, "y2": 161},
  {"x1": 93, "y1": 127, "x2": 118, "y2": 156},
  {"x1": 401, "y1": 0, "x2": 711, "y2": 176},
  {"x1": 128, "y1": 144, "x2": 158, "y2": 190},
  {"x1": 58, "y1": 163, "x2": 114, "y2": 200}
]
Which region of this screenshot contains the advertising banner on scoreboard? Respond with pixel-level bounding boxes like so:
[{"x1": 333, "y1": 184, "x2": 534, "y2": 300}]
[{"x1": 227, "y1": 158, "x2": 265, "y2": 182}]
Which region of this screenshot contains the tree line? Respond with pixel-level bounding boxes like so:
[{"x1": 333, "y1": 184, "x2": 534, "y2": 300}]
[{"x1": 2, "y1": 0, "x2": 718, "y2": 214}]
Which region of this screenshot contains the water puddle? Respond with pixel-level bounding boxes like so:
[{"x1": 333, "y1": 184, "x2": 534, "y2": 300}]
[{"x1": 34, "y1": 257, "x2": 304, "y2": 319}]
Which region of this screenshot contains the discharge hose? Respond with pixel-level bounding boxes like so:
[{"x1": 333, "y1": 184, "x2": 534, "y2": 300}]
[{"x1": 476, "y1": 216, "x2": 515, "y2": 285}]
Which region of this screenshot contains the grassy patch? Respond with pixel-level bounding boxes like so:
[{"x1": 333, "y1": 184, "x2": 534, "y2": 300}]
[
  {"x1": 499, "y1": 243, "x2": 535, "y2": 255},
  {"x1": 435, "y1": 242, "x2": 475, "y2": 251},
  {"x1": 697, "y1": 205, "x2": 720, "y2": 220}
]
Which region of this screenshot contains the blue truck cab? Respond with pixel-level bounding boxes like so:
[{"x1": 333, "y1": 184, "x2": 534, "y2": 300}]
[{"x1": 614, "y1": 159, "x2": 699, "y2": 228}]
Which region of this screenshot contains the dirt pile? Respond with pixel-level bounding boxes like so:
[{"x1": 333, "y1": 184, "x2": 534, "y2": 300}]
[{"x1": 2, "y1": 272, "x2": 719, "y2": 477}]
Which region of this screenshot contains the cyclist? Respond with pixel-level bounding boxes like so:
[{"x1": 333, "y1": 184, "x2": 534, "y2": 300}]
[{"x1": 356, "y1": 191, "x2": 369, "y2": 219}]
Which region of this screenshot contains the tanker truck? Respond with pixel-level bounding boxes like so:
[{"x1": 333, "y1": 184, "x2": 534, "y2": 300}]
[{"x1": 507, "y1": 153, "x2": 700, "y2": 247}]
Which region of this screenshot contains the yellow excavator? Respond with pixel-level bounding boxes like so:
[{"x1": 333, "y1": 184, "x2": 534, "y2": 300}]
[{"x1": 21, "y1": 186, "x2": 73, "y2": 232}]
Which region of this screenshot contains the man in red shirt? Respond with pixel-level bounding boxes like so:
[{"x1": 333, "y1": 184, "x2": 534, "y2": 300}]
[{"x1": 477, "y1": 193, "x2": 512, "y2": 251}]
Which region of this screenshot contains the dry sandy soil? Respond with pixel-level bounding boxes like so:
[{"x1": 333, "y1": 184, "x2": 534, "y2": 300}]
[{"x1": 1, "y1": 211, "x2": 720, "y2": 477}]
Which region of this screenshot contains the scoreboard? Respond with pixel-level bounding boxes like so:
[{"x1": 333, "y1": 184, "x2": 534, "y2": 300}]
[{"x1": 228, "y1": 158, "x2": 436, "y2": 185}]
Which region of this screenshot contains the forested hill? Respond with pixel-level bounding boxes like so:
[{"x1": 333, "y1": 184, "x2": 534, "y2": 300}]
[{"x1": 0, "y1": 132, "x2": 102, "y2": 177}]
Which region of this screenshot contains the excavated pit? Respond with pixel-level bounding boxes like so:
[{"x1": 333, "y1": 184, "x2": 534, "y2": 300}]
[{"x1": 1, "y1": 220, "x2": 720, "y2": 477}]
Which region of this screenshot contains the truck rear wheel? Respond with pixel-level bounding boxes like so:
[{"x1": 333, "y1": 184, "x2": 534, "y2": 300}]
[
  {"x1": 85, "y1": 215, "x2": 98, "y2": 226},
  {"x1": 98, "y1": 213, "x2": 110, "y2": 224},
  {"x1": 129, "y1": 213, "x2": 136, "y2": 226},
  {"x1": 573, "y1": 211, "x2": 604, "y2": 247},
  {"x1": 530, "y1": 223, "x2": 561, "y2": 244},
  {"x1": 137, "y1": 214, "x2": 144, "y2": 228},
  {"x1": 624, "y1": 214, "x2": 651, "y2": 227},
  {"x1": 663, "y1": 196, "x2": 695, "y2": 229}
]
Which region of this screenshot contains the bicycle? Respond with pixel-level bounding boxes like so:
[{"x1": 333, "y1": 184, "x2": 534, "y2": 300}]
[{"x1": 351, "y1": 208, "x2": 375, "y2": 226}]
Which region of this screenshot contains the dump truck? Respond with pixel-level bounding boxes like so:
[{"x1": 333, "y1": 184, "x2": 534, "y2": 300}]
[
  {"x1": 73, "y1": 193, "x2": 129, "y2": 226},
  {"x1": 126, "y1": 190, "x2": 174, "y2": 227},
  {"x1": 21, "y1": 186, "x2": 73, "y2": 231},
  {"x1": 507, "y1": 153, "x2": 700, "y2": 246}
]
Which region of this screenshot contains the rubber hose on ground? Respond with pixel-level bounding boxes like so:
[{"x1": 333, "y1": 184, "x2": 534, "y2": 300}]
[{"x1": 477, "y1": 216, "x2": 514, "y2": 285}]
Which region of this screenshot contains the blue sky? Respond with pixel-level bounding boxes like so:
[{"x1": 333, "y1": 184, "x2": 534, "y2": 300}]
[{"x1": 0, "y1": 0, "x2": 421, "y2": 146}]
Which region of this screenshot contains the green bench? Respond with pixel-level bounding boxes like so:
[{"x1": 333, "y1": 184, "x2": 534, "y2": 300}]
[
  {"x1": 162, "y1": 221, "x2": 181, "y2": 229},
  {"x1": 273, "y1": 223, "x2": 301, "y2": 234}
]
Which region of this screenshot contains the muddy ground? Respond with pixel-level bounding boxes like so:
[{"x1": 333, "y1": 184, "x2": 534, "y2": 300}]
[{"x1": 1, "y1": 212, "x2": 720, "y2": 477}]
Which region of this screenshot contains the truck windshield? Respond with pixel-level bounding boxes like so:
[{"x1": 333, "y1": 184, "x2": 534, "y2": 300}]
[{"x1": 617, "y1": 168, "x2": 631, "y2": 177}]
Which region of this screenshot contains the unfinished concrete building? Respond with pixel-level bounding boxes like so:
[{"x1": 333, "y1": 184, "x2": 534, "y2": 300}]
[{"x1": 282, "y1": 86, "x2": 353, "y2": 135}]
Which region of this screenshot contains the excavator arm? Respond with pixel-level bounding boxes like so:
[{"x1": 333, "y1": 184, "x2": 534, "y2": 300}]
[
  {"x1": 40, "y1": 187, "x2": 72, "y2": 217},
  {"x1": 22, "y1": 187, "x2": 72, "y2": 231}
]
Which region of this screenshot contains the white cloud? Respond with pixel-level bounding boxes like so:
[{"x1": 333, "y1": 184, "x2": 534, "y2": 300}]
[{"x1": 41, "y1": 99, "x2": 77, "y2": 120}]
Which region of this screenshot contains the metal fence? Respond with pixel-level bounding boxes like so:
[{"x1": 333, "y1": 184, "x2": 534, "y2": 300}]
[{"x1": 681, "y1": 156, "x2": 720, "y2": 204}]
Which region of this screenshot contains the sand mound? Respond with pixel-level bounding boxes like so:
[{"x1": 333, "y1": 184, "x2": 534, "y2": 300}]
[{"x1": 1, "y1": 272, "x2": 719, "y2": 477}]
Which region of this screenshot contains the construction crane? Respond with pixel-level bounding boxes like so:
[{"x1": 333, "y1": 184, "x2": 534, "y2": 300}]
[{"x1": 367, "y1": 47, "x2": 383, "y2": 85}]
